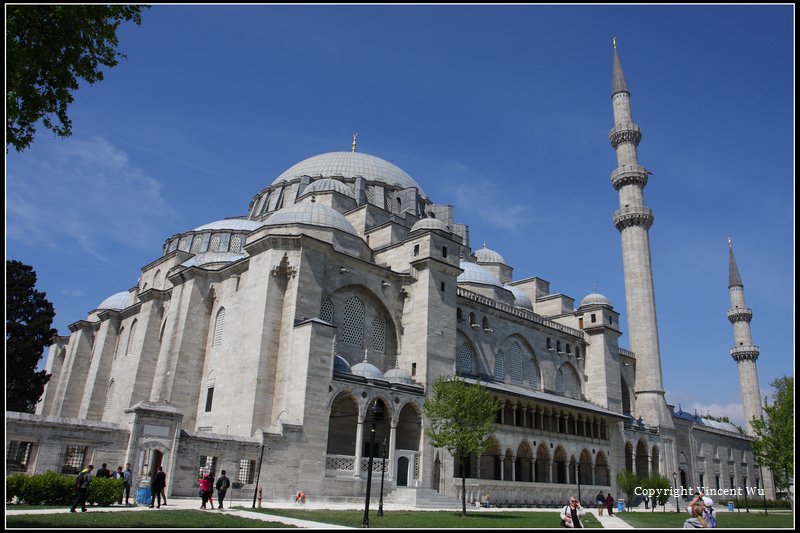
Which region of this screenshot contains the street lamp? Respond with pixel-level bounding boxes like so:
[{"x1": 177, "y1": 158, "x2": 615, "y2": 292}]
[
  {"x1": 672, "y1": 472, "x2": 679, "y2": 513},
  {"x1": 743, "y1": 475, "x2": 749, "y2": 513},
  {"x1": 362, "y1": 401, "x2": 384, "y2": 528},
  {"x1": 758, "y1": 465, "x2": 768, "y2": 515},
  {"x1": 576, "y1": 463, "x2": 581, "y2": 503},
  {"x1": 377, "y1": 437, "x2": 387, "y2": 517}
]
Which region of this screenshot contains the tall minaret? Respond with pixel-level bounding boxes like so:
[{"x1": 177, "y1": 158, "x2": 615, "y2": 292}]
[
  {"x1": 726, "y1": 239, "x2": 763, "y2": 435},
  {"x1": 609, "y1": 40, "x2": 673, "y2": 428}
]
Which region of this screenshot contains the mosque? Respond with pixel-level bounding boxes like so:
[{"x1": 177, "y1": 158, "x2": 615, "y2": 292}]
[{"x1": 7, "y1": 44, "x2": 774, "y2": 505}]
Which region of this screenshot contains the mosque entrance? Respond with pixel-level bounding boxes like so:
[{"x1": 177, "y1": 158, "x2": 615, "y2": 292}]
[{"x1": 397, "y1": 457, "x2": 409, "y2": 486}]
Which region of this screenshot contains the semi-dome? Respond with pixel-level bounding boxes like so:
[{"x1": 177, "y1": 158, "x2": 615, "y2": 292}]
[
  {"x1": 265, "y1": 201, "x2": 358, "y2": 236},
  {"x1": 351, "y1": 359, "x2": 384, "y2": 380},
  {"x1": 384, "y1": 367, "x2": 415, "y2": 385},
  {"x1": 304, "y1": 178, "x2": 353, "y2": 197},
  {"x1": 96, "y1": 291, "x2": 129, "y2": 311},
  {"x1": 504, "y1": 284, "x2": 534, "y2": 311},
  {"x1": 192, "y1": 218, "x2": 263, "y2": 233},
  {"x1": 333, "y1": 355, "x2": 352, "y2": 374},
  {"x1": 579, "y1": 291, "x2": 612, "y2": 308},
  {"x1": 457, "y1": 261, "x2": 504, "y2": 288},
  {"x1": 474, "y1": 244, "x2": 507, "y2": 265},
  {"x1": 409, "y1": 217, "x2": 450, "y2": 233},
  {"x1": 272, "y1": 151, "x2": 427, "y2": 198}
]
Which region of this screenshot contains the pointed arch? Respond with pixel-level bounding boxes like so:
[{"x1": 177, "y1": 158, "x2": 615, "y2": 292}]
[
  {"x1": 125, "y1": 320, "x2": 138, "y2": 357},
  {"x1": 372, "y1": 315, "x2": 386, "y2": 354},
  {"x1": 212, "y1": 307, "x2": 226, "y2": 347},
  {"x1": 595, "y1": 451, "x2": 610, "y2": 486},
  {"x1": 341, "y1": 296, "x2": 365, "y2": 347},
  {"x1": 457, "y1": 339, "x2": 475, "y2": 375},
  {"x1": 493, "y1": 349, "x2": 505, "y2": 381},
  {"x1": 103, "y1": 379, "x2": 115, "y2": 418},
  {"x1": 319, "y1": 297, "x2": 334, "y2": 324}
]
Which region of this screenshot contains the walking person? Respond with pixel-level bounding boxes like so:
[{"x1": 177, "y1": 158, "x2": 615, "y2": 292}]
[
  {"x1": 70, "y1": 464, "x2": 94, "y2": 513},
  {"x1": 606, "y1": 493, "x2": 615, "y2": 516},
  {"x1": 122, "y1": 463, "x2": 133, "y2": 506},
  {"x1": 560, "y1": 496, "x2": 585, "y2": 528},
  {"x1": 596, "y1": 491, "x2": 605, "y2": 516},
  {"x1": 207, "y1": 471, "x2": 215, "y2": 509},
  {"x1": 149, "y1": 466, "x2": 167, "y2": 508},
  {"x1": 216, "y1": 470, "x2": 231, "y2": 510},
  {"x1": 198, "y1": 473, "x2": 212, "y2": 509}
]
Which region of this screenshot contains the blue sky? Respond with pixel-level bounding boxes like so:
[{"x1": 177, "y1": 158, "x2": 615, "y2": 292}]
[{"x1": 7, "y1": 5, "x2": 793, "y2": 427}]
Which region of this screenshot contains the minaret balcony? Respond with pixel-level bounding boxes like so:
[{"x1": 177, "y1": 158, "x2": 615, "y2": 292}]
[
  {"x1": 611, "y1": 165, "x2": 650, "y2": 190},
  {"x1": 730, "y1": 345, "x2": 760, "y2": 362},
  {"x1": 609, "y1": 123, "x2": 642, "y2": 148},
  {"x1": 726, "y1": 307, "x2": 753, "y2": 323},
  {"x1": 613, "y1": 206, "x2": 654, "y2": 231}
]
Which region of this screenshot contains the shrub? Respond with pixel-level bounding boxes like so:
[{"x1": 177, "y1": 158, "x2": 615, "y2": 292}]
[
  {"x1": 6, "y1": 473, "x2": 27, "y2": 502},
  {"x1": 16, "y1": 471, "x2": 74, "y2": 505},
  {"x1": 87, "y1": 476, "x2": 124, "y2": 506}
]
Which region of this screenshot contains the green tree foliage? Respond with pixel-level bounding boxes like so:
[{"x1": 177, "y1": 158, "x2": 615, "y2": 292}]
[
  {"x1": 6, "y1": 5, "x2": 147, "y2": 151},
  {"x1": 6, "y1": 260, "x2": 57, "y2": 412},
  {"x1": 751, "y1": 376, "x2": 794, "y2": 494},
  {"x1": 423, "y1": 376, "x2": 502, "y2": 516},
  {"x1": 642, "y1": 473, "x2": 672, "y2": 511},
  {"x1": 616, "y1": 470, "x2": 640, "y2": 509}
]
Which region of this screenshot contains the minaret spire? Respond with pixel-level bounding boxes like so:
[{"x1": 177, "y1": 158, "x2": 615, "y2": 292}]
[
  {"x1": 608, "y1": 41, "x2": 672, "y2": 428},
  {"x1": 726, "y1": 239, "x2": 763, "y2": 435},
  {"x1": 352, "y1": 132, "x2": 358, "y2": 153}
]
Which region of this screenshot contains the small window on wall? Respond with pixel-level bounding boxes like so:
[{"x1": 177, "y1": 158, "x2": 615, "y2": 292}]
[
  {"x1": 199, "y1": 456, "x2": 218, "y2": 478},
  {"x1": 440, "y1": 282, "x2": 445, "y2": 292},
  {"x1": 6, "y1": 441, "x2": 34, "y2": 472},
  {"x1": 442, "y1": 246, "x2": 448, "y2": 258},
  {"x1": 62, "y1": 445, "x2": 87, "y2": 474},
  {"x1": 591, "y1": 314, "x2": 597, "y2": 323},
  {"x1": 239, "y1": 459, "x2": 256, "y2": 484},
  {"x1": 205, "y1": 387, "x2": 215, "y2": 412},
  {"x1": 413, "y1": 244, "x2": 420, "y2": 257}
]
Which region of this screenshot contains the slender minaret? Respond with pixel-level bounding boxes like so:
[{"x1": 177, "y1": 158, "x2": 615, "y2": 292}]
[
  {"x1": 726, "y1": 238, "x2": 763, "y2": 435},
  {"x1": 609, "y1": 39, "x2": 673, "y2": 427}
]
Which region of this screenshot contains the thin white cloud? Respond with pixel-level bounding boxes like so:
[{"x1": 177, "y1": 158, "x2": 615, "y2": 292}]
[
  {"x1": 8, "y1": 137, "x2": 181, "y2": 262},
  {"x1": 61, "y1": 288, "x2": 86, "y2": 297},
  {"x1": 453, "y1": 180, "x2": 530, "y2": 231}
]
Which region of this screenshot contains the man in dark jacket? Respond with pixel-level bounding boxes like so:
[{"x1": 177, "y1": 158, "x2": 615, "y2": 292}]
[
  {"x1": 70, "y1": 464, "x2": 94, "y2": 512},
  {"x1": 215, "y1": 470, "x2": 231, "y2": 510},
  {"x1": 149, "y1": 466, "x2": 167, "y2": 508},
  {"x1": 96, "y1": 463, "x2": 112, "y2": 478}
]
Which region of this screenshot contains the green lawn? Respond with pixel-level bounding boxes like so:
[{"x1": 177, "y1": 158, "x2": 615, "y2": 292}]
[
  {"x1": 248, "y1": 508, "x2": 602, "y2": 528},
  {"x1": 617, "y1": 510, "x2": 794, "y2": 529},
  {"x1": 5, "y1": 510, "x2": 293, "y2": 528}
]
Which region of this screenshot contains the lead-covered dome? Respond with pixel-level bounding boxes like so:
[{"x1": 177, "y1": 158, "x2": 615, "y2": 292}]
[
  {"x1": 504, "y1": 284, "x2": 533, "y2": 311},
  {"x1": 474, "y1": 244, "x2": 507, "y2": 265},
  {"x1": 304, "y1": 178, "x2": 353, "y2": 197},
  {"x1": 351, "y1": 359, "x2": 384, "y2": 380},
  {"x1": 458, "y1": 261, "x2": 504, "y2": 288},
  {"x1": 579, "y1": 291, "x2": 612, "y2": 308},
  {"x1": 265, "y1": 201, "x2": 358, "y2": 235},
  {"x1": 384, "y1": 367, "x2": 415, "y2": 385},
  {"x1": 410, "y1": 217, "x2": 450, "y2": 234},
  {"x1": 96, "y1": 291, "x2": 129, "y2": 311},
  {"x1": 272, "y1": 152, "x2": 427, "y2": 198},
  {"x1": 192, "y1": 218, "x2": 264, "y2": 233}
]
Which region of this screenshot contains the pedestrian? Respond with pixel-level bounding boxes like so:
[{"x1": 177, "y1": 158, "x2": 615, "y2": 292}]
[
  {"x1": 683, "y1": 502, "x2": 707, "y2": 528},
  {"x1": 560, "y1": 495, "x2": 585, "y2": 528},
  {"x1": 207, "y1": 471, "x2": 215, "y2": 509},
  {"x1": 96, "y1": 463, "x2": 112, "y2": 478},
  {"x1": 113, "y1": 466, "x2": 124, "y2": 505},
  {"x1": 216, "y1": 469, "x2": 231, "y2": 509},
  {"x1": 70, "y1": 464, "x2": 94, "y2": 513},
  {"x1": 596, "y1": 491, "x2": 605, "y2": 516},
  {"x1": 199, "y1": 473, "x2": 212, "y2": 509},
  {"x1": 149, "y1": 466, "x2": 167, "y2": 508},
  {"x1": 644, "y1": 494, "x2": 650, "y2": 509},
  {"x1": 686, "y1": 493, "x2": 717, "y2": 528},
  {"x1": 123, "y1": 463, "x2": 133, "y2": 506},
  {"x1": 606, "y1": 493, "x2": 615, "y2": 516}
]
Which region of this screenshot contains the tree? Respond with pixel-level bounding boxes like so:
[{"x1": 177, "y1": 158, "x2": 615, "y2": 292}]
[
  {"x1": 6, "y1": 5, "x2": 147, "y2": 151},
  {"x1": 642, "y1": 472, "x2": 672, "y2": 511},
  {"x1": 6, "y1": 260, "x2": 58, "y2": 412},
  {"x1": 616, "y1": 470, "x2": 640, "y2": 510},
  {"x1": 423, "y1": 376, "x2": 502, "y2": 516},
  {"x1": 751, "y1": 376, "x2": 794, "y2": 496}
]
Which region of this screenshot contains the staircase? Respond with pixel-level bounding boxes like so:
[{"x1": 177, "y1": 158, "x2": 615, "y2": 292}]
[{"x1": 383, "y1": 487, "x2": 463, "y2": 509}]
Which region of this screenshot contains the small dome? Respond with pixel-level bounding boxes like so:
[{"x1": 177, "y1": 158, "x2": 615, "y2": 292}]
[
  {"x1": 272, "y1": 151, "x2": 427, "y2": 198},
  {"x1": 96, "y1": 291, "x2": 129, "y2": 311},
  {"x1": 474, "y1": 244, "x2": 507, "y2": 265},
  {"x1": 384, "y1": 367, "x2": 415, "y2": 385},
  {"x1": 333, "y1": 355, "x2": 352, "y2": 374},
  {"x1": 579, "y1": 291, "x2": 612, "y2": 308},
  {"x1": 192, "y1": 218, "x2": 263, "y2": 232},
  {"x1": 304, "y1": 178, "x2": 353, "y2": 197},
  {"x1": 504, "y1": 284, "x2": 533, "y2": 311},
  {"x1": 265, "y1": 201, "x2": 358, "y2": 236},
  {"x1": 351, "y1": 360, "x2": 384, "y2": 381},
  {"x1": 410, "y1": 217, "x2": 450, "y2": 234},
  {"x1": 458, "y1": 261, "x2": 503, "y2": 288}
]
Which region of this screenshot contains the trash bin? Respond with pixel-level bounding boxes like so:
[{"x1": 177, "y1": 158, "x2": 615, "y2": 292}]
[
  {"x1": 617, "y1": 499, "x2": 625, "y2": 512},
  {"x1": 727, "y1": 501, "x2": 734, "y2": 512},
  {"x1": 137, "y1": 486, "x2": 151, "y2": 505}
]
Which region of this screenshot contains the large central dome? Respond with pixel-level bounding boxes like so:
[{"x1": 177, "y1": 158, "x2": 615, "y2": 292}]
[{"x1": 272, "y1": 151, "x2": 427, "y2": 198}]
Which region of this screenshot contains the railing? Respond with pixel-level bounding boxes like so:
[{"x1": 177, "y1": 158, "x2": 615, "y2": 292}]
[
  {"x1": 457, "y1": 288, "x2": 585, "y2": 340},
  {"x1": 618, "y1": 348, "x2": 636, "y2": 359}
]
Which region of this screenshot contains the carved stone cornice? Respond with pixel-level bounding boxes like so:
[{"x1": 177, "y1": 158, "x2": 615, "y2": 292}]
[
  {"x1": 613, "y1": 206, "x2": 654, "y2": 231},
  {"x1": 609, "y1": 123, "x2": 642, "y2": 148},
  {"x1": 726, "y1": 307, "x2": 753, "y2": 324},
  {"x1": 611, "y1": 165, "x2": 650, "y2": 190},
  {"x1": 730, "y1": 345, "x2": 760, "y2": 362}
]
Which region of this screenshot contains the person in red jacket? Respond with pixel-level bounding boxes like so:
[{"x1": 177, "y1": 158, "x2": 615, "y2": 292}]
[{"x1": 198, "y1": 474, "x2": 212, "y2": 509}]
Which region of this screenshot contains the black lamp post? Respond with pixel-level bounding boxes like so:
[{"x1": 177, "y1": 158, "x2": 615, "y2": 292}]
[
  {"x1": 377, "y1": 437, "x2": 387, "y2": 517},
  {"x1": 362, "y1": 401, "x2": 383, "y2": 528},
  {"x1": 672, "y1": 472, "x2": 679, "y2": 513},
  {"x1": 576, "y1": 463, "x2": 582, "y2": 503},
  {"x1": 758, "y1": 465, "x2": 768, "y2": 515},
  {"x1": 743, "y1": 475, "x2": 749, "y2": 513},
  {"x1": 251, "y1": 443, "x2": 266, "y2": 509}
]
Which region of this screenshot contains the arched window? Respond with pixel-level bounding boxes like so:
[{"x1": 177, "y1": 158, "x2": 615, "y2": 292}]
[
  {"x1": 546, "y1": 337, "x2": 552, "y2": 349},
  {"x1": 493, "y1": 350, "x2": 505, "y2": 381},
  {"x1": 566, "y1": 343, "x2": 571, "y2": 355},
  {"x1": 509, "y1": 342, "x2": 524, "y2": 383},
  {"x1": 457, "y1": 341, "x2": 474, "y2": 374},
  {"x1": 482, "y1": 316, "x2": 489, "y2": 330},
  {"x1": 230, "y1": 235, "x2": 242, "y2": 253},
  {"x1": 556, "y1": 364, "x2": 580, "y2": 398},
  {"x1": 319, "y1": 298, "x2": 334, "y2": 324},
  {"x1": 556, "y1": 340, "x2": 561, "y2": 352},
  {"x1": 191, "y1": 235, "x2": 203, "y2": 252},
  {"x1": 528, "y1": 357, "x2": 540, "y2": 389},
  {"x1": 125, "y1": 320, "x2": 138, "y2": 357},
  {"x1": 154, "y1": 269, "x2": 162, "y2": 289},
  {"x1": 555, "y1": 368, "x2": 564, "y2": 394},
  {"x1": 210, "y1": 235, "x2": 221, "y2": 253},
  {"x1": 457, "y1": 308, "x2": 463, "y2": 321},
  {"x1": 469, "y1": 312, "x2": 477, "y2": 326},
  {"x1": 341, "y1": 297, "x2": 365, "y2": 347},
  {"x1": 212, "y1": 308, "x2": 226, "y2": 347},
  {"x1": 372, "y1": 315, "x2": 386, "y2": 354}
]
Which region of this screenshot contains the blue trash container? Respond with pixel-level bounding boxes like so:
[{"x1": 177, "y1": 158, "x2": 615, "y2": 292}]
[
  {"x1": 727, "y1": 501, "x2": 734, "y2": 512},
  {"x1": 617, "y1": 499, "x2": 625, "y2": 512},
  {"x1": 137, "y1": 486, "x2": 151, "y2": 505}
]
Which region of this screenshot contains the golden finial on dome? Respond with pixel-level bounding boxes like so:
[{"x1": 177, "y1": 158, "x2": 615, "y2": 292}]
[{"x1": 352, "y1": 132, "x2": 358, "y2": 153}]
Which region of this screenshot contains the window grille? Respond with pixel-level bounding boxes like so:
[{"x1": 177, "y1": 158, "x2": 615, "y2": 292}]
[
  {"x1": 154, "y1": 269, "x2": 162, "y2": 289},
  {"x1": 457, "y1": 341, "x2": 474, "y2": 373},
  {"x1": 529, "y1": 357, "x2": 540, "y2": 389},
  {"x1": 179, "y1": 237, "x2": 190, "y2": 251},
  {"x1": 205, "y1": 387, "x2": 214, "y2": 412},
  {"x1": 555, "y1": 368, "x2": 564, "y2": 395},
  {"x1": 372, "y1": 315, "x2": 386, "y2": 353},
  {"x1": 213, "y1": 308, "x2": 225, "y2": 347},
  {"x1": 494, "y1": 350, "x2": 505, "y2": 380},
  {"x1": 230, "y1": 236, "x2": 242, "y2": 253},
  {"x1": 6, "y1": 441, "x2": 33, "y2": 472},
  {"x1": 238, "y1": 459, "x2": 256, "y2": 484},
  {"x1": 191, "y1": 236, "x2": 203, "y2": 252},
  {"x1": 509, "y1": 342, "x2": 524, "y2": 383},
  {"x1": 125, "y1": 320, "x2": 138, "y2": 357},
  {"x1": 341, "y1": 297, "x2": 364, "y2": 347},
  {"x1": 198, "y1": 456, "x2": 217, "y2": 477},
  {"x1": 210, "y1": 235, "x2": 221, "y2": 253},
  {"x1": 62, "y1": 445, "x2": 87, "y2": 474},
  {"x1": 319, "y1": 298, "x2": 334, "y2": 324}
]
